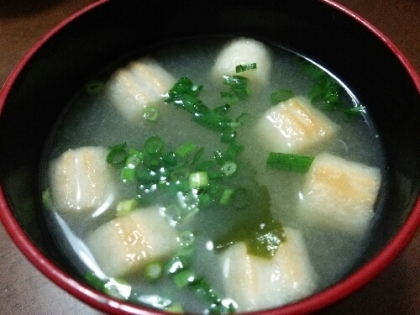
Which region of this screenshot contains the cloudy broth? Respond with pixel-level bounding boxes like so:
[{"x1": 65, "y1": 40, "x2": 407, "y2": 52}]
[{"x1": 41, "y1": 37, "x2": 386, "y2": 313}]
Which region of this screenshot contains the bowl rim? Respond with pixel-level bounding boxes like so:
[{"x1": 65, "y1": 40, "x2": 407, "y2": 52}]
[{"x1": 1, "y1": 0, "x2": 420, "y2": 314}]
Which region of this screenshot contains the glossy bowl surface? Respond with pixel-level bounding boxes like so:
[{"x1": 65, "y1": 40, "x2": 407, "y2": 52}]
[{"x1": 1, "y1": 0, "x2": 420, "y2": 314}]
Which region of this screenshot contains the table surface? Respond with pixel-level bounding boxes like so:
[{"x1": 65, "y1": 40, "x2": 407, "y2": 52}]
[{"x1": 1, "y1": 0, "x2": 419, "y2": 314}]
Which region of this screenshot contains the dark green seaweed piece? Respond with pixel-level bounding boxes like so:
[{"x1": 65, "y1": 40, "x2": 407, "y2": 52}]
[{"x1": 213, "y1": 183, "x2": 286, "y2": 259}]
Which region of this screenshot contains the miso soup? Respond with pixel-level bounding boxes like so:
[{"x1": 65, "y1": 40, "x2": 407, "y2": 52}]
[{"x1": 41, "y1": 37, "x2": 386, "y2": 314}]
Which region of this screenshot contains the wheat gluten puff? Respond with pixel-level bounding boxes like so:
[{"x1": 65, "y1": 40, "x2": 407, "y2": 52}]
[
  {"x1": 298, "y1": 152, "x2": 381, "y2": 235},
  {"x1": 49, "y1": 146, "x2": 116, "y2": 215},
  {"x1": 256, "y1": 96, "x2": 338, "y2": 154},
  {"x1": 106, "y1": 57, "x2": 175, "y2": 123},
  {"x1": 212, "y1": 38, "x2": 271, "y2": 86},
  {"x1": 86, "y1": 207, "x2": 179, "y2": 277},
  {"x1": 219, "y1": 227, "x2": 317, "y2": 312}
]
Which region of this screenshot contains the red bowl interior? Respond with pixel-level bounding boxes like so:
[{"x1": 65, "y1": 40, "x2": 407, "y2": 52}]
[{"x1": 1, "y1": 0, "x2": 420, "y2": 314}]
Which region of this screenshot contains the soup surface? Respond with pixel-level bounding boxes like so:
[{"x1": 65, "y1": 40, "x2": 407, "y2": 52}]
[{"x1": 41, "y1": 37, "x2": 386, "y2": 313}]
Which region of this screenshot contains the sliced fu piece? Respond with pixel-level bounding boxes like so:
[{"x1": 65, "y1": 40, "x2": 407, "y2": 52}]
[
  {"x1": 212, "y1": 37, "x2": 272, "y2": 86},
  {"x1": 86, "y1": 207, "x2": 179, "y2": 278},
  {"x1": 256, "y1": 96, "x2": 338, "y2": 154},
  {"x1": 298, "y1": 152, "x2": 381, "y2": 235},
  {"x1": 219, "y1": 227, "x2": 317, "y2": 312},
  {"x1": 106, "y1": 57, "x2": 175, "y2": 123},
  {"x1": 48, "y1": 146, "x2": 116, "y2": 215}
]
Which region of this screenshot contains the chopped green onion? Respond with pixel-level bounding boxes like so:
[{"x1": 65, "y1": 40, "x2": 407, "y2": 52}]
[
  {"x1": 104, "y1": 278, "x2": 132, "y2": 300},
  {"x1": 142, "y1": 155, "x2": 162, "y2": 170},
  {"x1": 116, "y1": 199, "x2": 138, "y2": 217},
  {"x1": 169, "y1": 168, "x2": 189, "y2": 182},
  {"x1": 295, "y1": 56, "x2": 325, "y2": 79},
  {"x1": 163, "y1": 151, "x2": 178, "y2": 166},
  {"x1": 165, "y1": 303, "x2": 184, "y2": 314},
  {"x1": 191, "y1": 147, "x2": 204, "y2": 165},
  {"x1": 221, "y1": 130, "x2": 236, "y2": 143},
  {"x1": 296, "y1": 57, "x2": 345, "y2": 112},
  {"x1": 343, "y1": 105, "x2": 366, "y2": 121},
  {"x1": 107, "y1": 143, "x2": 128, "y2": 167},
  {"x1": 143, "y1": 105, "x2": 159, "y2": 121},
  {"x1": 164, "y1": 248, "x2": 236, "y2": 314},
  {"x1": 225, "y1": 141, "x2": 244, "y2": 160},
  {"x1": 175, "y1": 143, "x2": 198, "y2": 158},
  {"x1": 189, "y1": 278, "x2": 236, "y2": 314},
  {"x1": 166, "y1": 77, "x2": 240, "y2": 131},
  {"x1": 144, "y1": 262, "x2": 163, "y2": 282},
  {"x1": 221, "y1": 75, "x2": 250, "y2": 103},
  {"x1": 222, "y1": 161, "x2": 237, "y2": 176},
  {"x1": 220, "y1": 91, "x2": 239, "y2": 105},
  {"x1": 85, "y1": 272, "x2": 107, "y2": 291},
  {"x1": 235, "y1": 63, "x2": 257, "y2": 73},
  {"x1": 311, "y1": 78, "x2": 341, "y2": 110},
  {"x1": 270, "y1": 89, "x2": 295, "y2": 105},
  {"x1": 219, "y1": 188, "x2": 234, "y2": 205},
  {"x1": 193, "y1": 109, "x2": 233, "y2": 131},
  {"x1": 196, "y1": 160, "x2": 217, "y2": 171},
  {"x1": 165, "y1": 254, "x2": 191, "y2": 275},
  {"x1": 135, "y1": 166, "x2": 158, "y2": 183},
  {"x1": 214, "y1": 104, "x2": 231, "y2": 115},
  {"x1": 165, "y1": 77, "x2": 202, "y2": 104},
  {"x1": 223, "y1": 75, "x2": 248, "y2": 86},
  {"x1": 177, "y1": 231, "x2": 195, "y2": 248},
  {"x1": 189, "y1": 171, "x2": 209, "y2": 189},
  {"x1": 121, "y1": 166, "x2": 136, "y2": 182},
  {"x1": 173, "y1": 269, "x2": 196, "y2": 288},
  {"x1": 125, "y1": 149, "x2": 143, "y2": 168},
  {"x1": 144, "y1": 135, "x2": 164, "y2": 156},
  {"x1": 209, "y1": 299, "x2": 237, "y2": 315},
  {"x1": 267, "y1": 152, "x2": 314, "y2": 172},
  {"x1": 214, "y1": 150, "x2": 224, "y2": 165},
  {"x1": 85, "y1": 272, "x2": 131, "y2": 300}
]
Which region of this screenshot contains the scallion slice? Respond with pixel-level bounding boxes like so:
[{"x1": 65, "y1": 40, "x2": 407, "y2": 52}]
[
  {"x1": 189, "y1": 172, "x2": 209, "y2": 189},
  {"x1": 219, "y1": 188, "x2": 234, "y2": 205},
  {"x1": 225, "y1": 141, "x2": 244, "y2": 160},
  {"x1": 220, "y1": 130, "x2": 236, "y2": 144},
  {"x1": 144, "y1": 135, "x2": 164, "y2": 156},
  {"x1": 116, "y1": 199, "x2": 138, "y2": 217},
  {"x1": 235, "y1": 63, "x2": 257, "y2": 73},
  {"x1": 221, "y1": 75, "x2": 250, "y2": 103},
  {"x1": 143, "y1": 105, "x2": 159, "y2": 121},
  {"x1": 221, "y1": 161, "x2": 237, "y2": 176},
  {"x1": 144, "y1": 262, "x2": 163, "y2": 282},
  {"x1": 343, "y1": 104, "x2": 366, "y2": 121},
  {"x1": 266, "y1": 152, "x2": 314, "y2": 172},
  {"x1": 107, "y1": 143, "x2": 128, "y2": 167},
  {"x1": 173, "y1": 269, "x2": 196, "y2": 288},
  {"x1": 175, "y1": 143, "x2": 198, "y2": 158}
]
